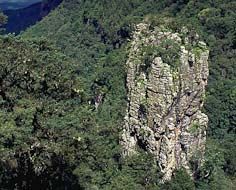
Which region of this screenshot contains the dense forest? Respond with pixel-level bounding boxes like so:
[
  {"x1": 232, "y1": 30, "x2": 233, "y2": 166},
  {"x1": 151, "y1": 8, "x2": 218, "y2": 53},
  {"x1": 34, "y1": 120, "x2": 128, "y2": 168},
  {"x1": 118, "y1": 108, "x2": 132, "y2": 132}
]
[{"x1": 0, "y1": 0, "x2": 235, "y2": 189}]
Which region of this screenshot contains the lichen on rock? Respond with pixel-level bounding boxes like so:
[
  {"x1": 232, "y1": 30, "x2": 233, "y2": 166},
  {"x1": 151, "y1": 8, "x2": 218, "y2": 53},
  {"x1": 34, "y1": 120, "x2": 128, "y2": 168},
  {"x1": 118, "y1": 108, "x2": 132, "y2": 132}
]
[{"x1": 121, "y1": 22, "x2": 209, "y2": 181}]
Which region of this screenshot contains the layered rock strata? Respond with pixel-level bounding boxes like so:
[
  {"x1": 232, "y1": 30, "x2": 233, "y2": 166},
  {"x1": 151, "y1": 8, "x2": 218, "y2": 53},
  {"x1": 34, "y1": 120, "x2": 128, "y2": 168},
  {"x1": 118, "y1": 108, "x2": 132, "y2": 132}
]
[{"x1": 121, "y1": 23, "x2": 209, "y2": 181}]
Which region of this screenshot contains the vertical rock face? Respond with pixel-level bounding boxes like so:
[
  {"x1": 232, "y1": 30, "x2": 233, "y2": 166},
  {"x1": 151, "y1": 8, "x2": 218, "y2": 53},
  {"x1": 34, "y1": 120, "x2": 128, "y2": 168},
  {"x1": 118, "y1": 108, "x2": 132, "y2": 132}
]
[{"x1": 121, "y1": 23, "x2": 209, "y2": 181}]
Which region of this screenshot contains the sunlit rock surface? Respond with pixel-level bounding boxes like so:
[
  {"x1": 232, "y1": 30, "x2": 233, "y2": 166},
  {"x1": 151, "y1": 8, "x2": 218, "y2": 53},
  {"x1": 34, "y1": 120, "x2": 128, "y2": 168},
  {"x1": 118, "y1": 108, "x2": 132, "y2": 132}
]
[{"x1": 121, "y1": 23, "x2": 209, "y2": 181}]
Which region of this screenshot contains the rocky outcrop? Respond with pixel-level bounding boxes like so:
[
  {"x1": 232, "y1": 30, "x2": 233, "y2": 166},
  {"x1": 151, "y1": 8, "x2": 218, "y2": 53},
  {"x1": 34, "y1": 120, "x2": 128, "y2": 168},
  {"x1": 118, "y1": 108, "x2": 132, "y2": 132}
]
[{"x1": 121, "y1": 23, "x2": 209, "y2": 181}]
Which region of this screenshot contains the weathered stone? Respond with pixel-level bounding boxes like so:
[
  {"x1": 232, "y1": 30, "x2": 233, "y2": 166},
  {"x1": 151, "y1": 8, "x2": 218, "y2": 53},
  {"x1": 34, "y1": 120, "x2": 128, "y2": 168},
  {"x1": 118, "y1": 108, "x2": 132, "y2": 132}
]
[{"x1": 121, "y1": 23, "x2": 209, "y2": 182}]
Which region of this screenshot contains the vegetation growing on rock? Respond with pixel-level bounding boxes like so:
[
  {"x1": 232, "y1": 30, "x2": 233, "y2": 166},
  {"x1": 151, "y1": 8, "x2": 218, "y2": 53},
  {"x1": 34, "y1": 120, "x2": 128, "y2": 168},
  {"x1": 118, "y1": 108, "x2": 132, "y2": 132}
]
[
  {"x1": 122, "y1": 22, "x2": 209, "y2": 181},
  {"x1": 0, "y1": 0, "x2": 235, "y2": 189}
]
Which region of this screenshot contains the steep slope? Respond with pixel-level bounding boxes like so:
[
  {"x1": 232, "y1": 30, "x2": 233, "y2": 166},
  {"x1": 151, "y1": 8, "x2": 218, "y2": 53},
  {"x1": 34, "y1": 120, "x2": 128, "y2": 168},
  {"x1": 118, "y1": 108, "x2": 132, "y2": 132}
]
[
  {"x1": 23, "y1": 0, "x2": 236, "y2": 142},
  {"x1": 0, "y1": 1, "x2": 41, "y2": 10},
  {"x1": 0, "y1": 0, "x2": 234, "y2": 189},
  {"x1": 121, "y1": 23, "x2": 209, "y2": 181},
  {"x1": 3, "y1": 0, "x2": 62, "y2": 34}
]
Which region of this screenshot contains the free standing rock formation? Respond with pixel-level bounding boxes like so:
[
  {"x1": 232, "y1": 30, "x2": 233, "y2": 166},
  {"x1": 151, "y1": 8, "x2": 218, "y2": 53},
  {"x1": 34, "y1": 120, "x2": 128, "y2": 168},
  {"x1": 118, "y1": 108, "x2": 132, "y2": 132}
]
[{"x1": 121, "y1": 22, "x2": 209, "y2": 181}]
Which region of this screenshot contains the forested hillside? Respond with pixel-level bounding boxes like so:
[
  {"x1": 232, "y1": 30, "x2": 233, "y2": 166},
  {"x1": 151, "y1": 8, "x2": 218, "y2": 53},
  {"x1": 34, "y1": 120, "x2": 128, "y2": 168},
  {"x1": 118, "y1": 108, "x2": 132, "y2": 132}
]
[
  {"x1": 3, "y1": 0, "x2": 62, "y2": 34},
  {"x1": 0, "y1": 1, "x2": 41, "y2": 11},
  {"x1": 0, "y1": 0, "x2": 235, "y2": 189}
]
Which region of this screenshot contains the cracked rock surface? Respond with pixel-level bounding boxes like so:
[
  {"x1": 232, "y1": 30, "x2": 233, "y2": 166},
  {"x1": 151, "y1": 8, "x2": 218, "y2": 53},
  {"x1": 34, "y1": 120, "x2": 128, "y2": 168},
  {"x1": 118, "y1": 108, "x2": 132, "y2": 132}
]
[{"x1": 121, "y1": 23, "x2": 209, "y2": 181}]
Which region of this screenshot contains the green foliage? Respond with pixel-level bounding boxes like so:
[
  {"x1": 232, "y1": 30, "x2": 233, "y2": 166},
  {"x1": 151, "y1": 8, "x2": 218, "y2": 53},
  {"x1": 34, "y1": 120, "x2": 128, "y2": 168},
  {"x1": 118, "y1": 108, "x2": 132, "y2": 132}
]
[
  {"x1": 0, "y1": 12, "x2": 7, "y2": 34},
  {"x1": 108, "y1": 152, "x2": 161, "y2": 190},
  {"x1": 0, "y1": 0, "x2": 235, "y2": 189},
  {"x1": 0, "y1": 12, "x2": 7, "y2": 26},
  {"x1": 154, "y1": 39, "x2": 181, "y2": 68},
  {"x1": 161, "y1": 169, "x2": 195, "y2": 190},
  {"x1": 189, "y1": 123, "x2": 201, "y2": 134},
  {"x1": 0, "y1": 36, "x2": 82, "y2": 189},
  {"x1": 195, "y1": 139, "x2": 236, "y2": 190}
]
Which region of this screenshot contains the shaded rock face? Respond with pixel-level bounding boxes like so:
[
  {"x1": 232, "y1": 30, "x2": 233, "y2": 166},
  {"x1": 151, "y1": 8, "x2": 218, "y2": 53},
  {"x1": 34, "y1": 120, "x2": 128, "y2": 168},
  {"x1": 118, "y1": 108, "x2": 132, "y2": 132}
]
[{"x1": 121, "y1": 23, "x2": 209, "y2": 181}]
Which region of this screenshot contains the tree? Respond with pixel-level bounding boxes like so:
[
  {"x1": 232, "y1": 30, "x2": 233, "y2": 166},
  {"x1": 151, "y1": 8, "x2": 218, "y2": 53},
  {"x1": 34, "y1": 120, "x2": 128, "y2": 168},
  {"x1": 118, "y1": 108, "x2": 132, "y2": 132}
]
[
  {"x1": 0, "y1": 12, "x2": 7, "y2": 26},
  {"x1": 161, "y1": 169, "x2": 195, "y2": 190}
]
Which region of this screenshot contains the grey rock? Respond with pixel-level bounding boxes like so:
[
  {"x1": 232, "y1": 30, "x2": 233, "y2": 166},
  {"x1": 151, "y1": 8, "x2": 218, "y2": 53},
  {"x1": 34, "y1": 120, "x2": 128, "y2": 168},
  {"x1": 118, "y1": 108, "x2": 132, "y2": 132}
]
[{"x1": 121, "y1": 23, "x2": 209, "y2": 181}]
